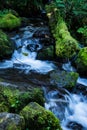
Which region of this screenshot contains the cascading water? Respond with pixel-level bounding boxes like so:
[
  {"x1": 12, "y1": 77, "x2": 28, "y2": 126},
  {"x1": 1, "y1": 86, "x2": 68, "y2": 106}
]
[
  {"x1": 0, "y1": 19, "x2": 87, "y2": 130},
  {"x1": 44, "y1": 86, "x2": 87, "y2": 130},
  {"x1": 0, "y1": 24, "x2": 55, "y2": 74}
]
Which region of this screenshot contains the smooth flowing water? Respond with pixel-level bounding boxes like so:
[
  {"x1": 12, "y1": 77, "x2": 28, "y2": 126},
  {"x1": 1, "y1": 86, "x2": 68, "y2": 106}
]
[{"x1": 0, "y1": 19, "x2": 87, "y2": 130}]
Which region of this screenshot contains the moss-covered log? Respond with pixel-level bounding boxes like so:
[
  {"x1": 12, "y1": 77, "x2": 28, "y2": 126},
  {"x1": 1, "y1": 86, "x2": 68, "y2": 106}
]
[{"x1": 45, "y1": 2, "x2": 80, "y2": 61}]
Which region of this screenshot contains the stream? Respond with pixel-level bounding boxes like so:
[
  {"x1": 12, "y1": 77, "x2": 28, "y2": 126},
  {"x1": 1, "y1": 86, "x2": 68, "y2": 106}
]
[{"x1": 0, "y1": 18, "x2": 87, "y2": 130}]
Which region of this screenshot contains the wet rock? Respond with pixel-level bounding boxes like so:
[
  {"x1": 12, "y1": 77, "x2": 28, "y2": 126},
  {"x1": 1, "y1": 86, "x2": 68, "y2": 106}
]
[
  {"x1": 67, "y1": 121, "x2": 83, "y2": 130},
  {"x1": 49, "y1": 70, "x2": 79, "y2": 89},
  {"x1": 33, "y1": 27, "x2": 50, "y2": 38},
  {"x1": 20, "y1": 102, "x2": 62, "y2": 130},
  {"x1": 27, "y1": 43, "x2": 40, "y2": 51},
  {"x1": 0, "y1": 112, "x2": 25, "y2": 130},
  {"x1": 37, "y1": 45, "x2": 54, "y2": 60}
]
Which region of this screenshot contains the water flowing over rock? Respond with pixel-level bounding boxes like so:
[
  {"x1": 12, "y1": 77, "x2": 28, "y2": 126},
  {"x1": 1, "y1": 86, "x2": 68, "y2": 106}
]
[{"x1": 0, "y1": 17, "x2": 87, "y2": 130}]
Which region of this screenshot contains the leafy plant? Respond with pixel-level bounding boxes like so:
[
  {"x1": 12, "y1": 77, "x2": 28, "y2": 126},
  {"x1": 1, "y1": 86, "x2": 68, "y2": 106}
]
[
  {"x1": 54, "y1": 0, "x2": 87, "y2": 28},
  {"x1": 0, "y1": 9, "x2": 11, "y2": 17},
  {"x1": 77, "y1": 26, "x2": 87, "y2": 37}
]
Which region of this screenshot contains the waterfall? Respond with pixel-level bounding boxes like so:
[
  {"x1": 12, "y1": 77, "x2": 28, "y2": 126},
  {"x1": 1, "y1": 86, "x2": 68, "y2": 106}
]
[{"x1": 0, "y1": 24, "x2": 55, "y2": 74}]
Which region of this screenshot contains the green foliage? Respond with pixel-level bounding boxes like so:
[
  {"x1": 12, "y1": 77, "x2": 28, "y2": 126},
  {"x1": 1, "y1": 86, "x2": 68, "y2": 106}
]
[
  {"x1": 0, "y1": 85, "x2": 45, "y2": 113},
  {"x1": 0, "y1": 0, "x2": 43, "y2": 16},
  {"x1": 77, "y1": 26, "x2": 87, "y2": 45},
  {"x1": 54, "y1": 0, "x2": 87, "y2": 19},
  {"x1": 53, "y1": 0, "x2": 87, "y2": 33},
  {"x1": 0, "y1": 9, "x2": 18, "y2": 17},
  {"x1": 77, "y1": 26, "x2": 87, "y2": 37}
]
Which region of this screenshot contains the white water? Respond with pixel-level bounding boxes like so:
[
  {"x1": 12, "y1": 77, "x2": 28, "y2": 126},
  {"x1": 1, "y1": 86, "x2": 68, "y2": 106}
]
[
  {"x1": 62, "y1": 61, "x2": 76, "y2": 72},
  {"x1": 77, "y1": 77, "x2": 87, "y2": 86},
  {"x1": 44, "y1": 88, "x2": 87, "y2": 130},
  {"x1": 0, "y1": 25, "x2": 55, "y2": 74},
  {"x1": 62, "y1": 94, "x2": 87, "y2": 130},
  {"x1": 1, "y1": 23, "x2": 87, "y2": 130}
]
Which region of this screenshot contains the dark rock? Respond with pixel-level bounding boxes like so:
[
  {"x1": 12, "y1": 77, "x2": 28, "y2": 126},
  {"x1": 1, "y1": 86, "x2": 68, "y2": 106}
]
[
  {"x1": 67, "y1": 121, "x2": 83, "y2": 130},
  {"x1": 0, "y1": 112, "x2": 25, "y2": 130},
  {"x1": 37, "y1": 45, "x2": 54, "y2": 60}
]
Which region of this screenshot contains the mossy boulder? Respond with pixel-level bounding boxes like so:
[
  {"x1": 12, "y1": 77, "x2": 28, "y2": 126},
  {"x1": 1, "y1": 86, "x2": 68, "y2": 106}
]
[
  {"x1": 75, "y1": 47, "x2": 87, "y2": 75},
  {"x1": 0, "y1": 13, "x2": 21, "y2": 30},
  {"x1": 0, "y1": 30, "x2": 14, "y2": 59},
  {"x1": 54, "y1": 18, "x2": 79, "y2": 60},
  {"x1": 20, "y1": 102, "x2": 62, "y2": 130},
  {"x1": 37, "y1": 45, "x2": 54, "y2": 60},
  {"x1": 45, "y1": 3, "x2": 79, "y2": 60},
  {"x1": 0, "y1": 84, "x2": 45, "y2": 113},
  {"x1": 49, "y1": 70, "x2": 79, "y2": 89},
  {"x1": 0, "y1": 112, "x2": 25, "y2": 130}
]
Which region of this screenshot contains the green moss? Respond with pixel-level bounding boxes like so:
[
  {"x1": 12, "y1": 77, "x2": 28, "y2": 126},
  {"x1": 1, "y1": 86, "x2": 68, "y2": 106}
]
[
  {"x1": 75, "y1": 47, "x2": 87, "y2": 75},
  {"x1": 50, "y1": 70, "x2": 79, "y2": 89},
  {"x1": 0, "y1": 103, "x2": 9, "y2": 112},
  {"x1": 0, "y1": 29, "x2": 14, "y2": 59},
  {"x1": 20, "y1": 102, "x2": 62, "y2": 130},
  {"x1": 45, "y1": 3, "x2": 79, "y2": 60},
  {"x1": 38, "y1": 45, "x2": 54, "y2": 60},
  {"x1": 0, "y1": 85, "x2": 45, "y2": 113},
  {"x1": 7, "y1": 122, "x2": 22, "y2": 130},
  {"x1": 54, "y1": 18, "x2": 79, "y2": 59},
  {"x1": 0, "y1": 13, "x2": 21, "y2": 30}
]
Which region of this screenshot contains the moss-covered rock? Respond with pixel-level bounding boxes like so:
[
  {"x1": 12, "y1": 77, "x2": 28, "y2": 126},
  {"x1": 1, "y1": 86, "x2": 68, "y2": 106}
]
[
  {"x1": 20, "y1": 102, "x2": 62, "y2": 130},
  {"x1": 0, "y1": 13, "x2": 21, "y2": 30},
  {"x1": 0, "y1": 112, "x2": 25, "y2": 130},
  {"x1": 50, "y1": 70, "x2": 79, "y2": 89},
  {"x1": 45, "y1": 3, "x2": 79, "y2": 60},
  {"x1": 0, "y1": 30, "x2": 14, "y2": 59},
  {"x1": 37, "y1": 45, "x2": 54, "y2": 60},
  {"x1": 0, "y1": 84, "x2": 45, "y2": 113},
  {"x1": 55, "y1": 18, "x2": 79, "y2": 59},
  {"x1": 75, "y1": 47, "x2": 87, "y2": 75}
]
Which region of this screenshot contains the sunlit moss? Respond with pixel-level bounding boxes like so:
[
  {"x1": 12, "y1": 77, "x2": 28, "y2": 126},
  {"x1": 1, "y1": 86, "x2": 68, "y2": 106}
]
[
  {"x1": 20, "y1": 102, "x2": 62, "y2": 130},
  {"x1": 0, "y1": 13, "x2": 21, "y2": 30},
  {"x1": 75, "y1": 47, "x2": 87, "y2": 75},
  {"x1": 45, "y1": 3, "x2": 80, "y2": 60}
]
